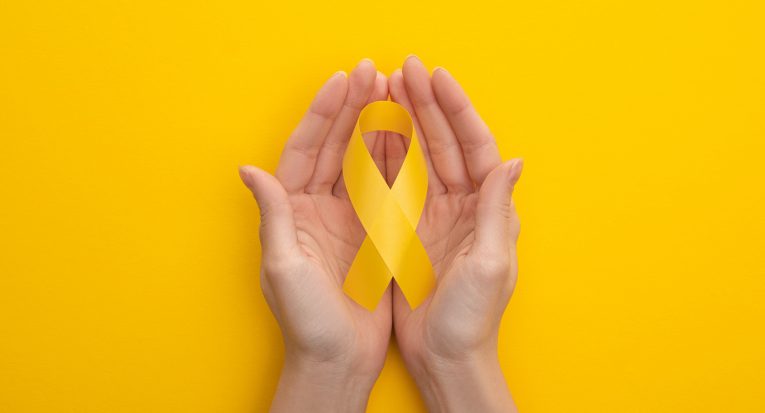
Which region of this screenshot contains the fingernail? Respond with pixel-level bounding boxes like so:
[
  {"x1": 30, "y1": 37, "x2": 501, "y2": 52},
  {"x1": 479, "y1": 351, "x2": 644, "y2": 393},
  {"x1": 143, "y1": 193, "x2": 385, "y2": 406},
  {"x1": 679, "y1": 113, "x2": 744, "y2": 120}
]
[
  {"x1": 238, "y1": 165, "x2": 252, "y2": 185},
  {"x1": 359, "y1": 58, "x2": 375, "y2": 66},
  {"x1": 434, "y1": 66, "x2": 449, "y2": 75},
  {"x1": 405, "y1": 54, "x2": 421, "y2": 64},
  {"x1": 332, "y1": 70, "x2": 347, "y2": 78},
  {"x1": 509, "y1": 158, "x2": 524, "y2": 182}
]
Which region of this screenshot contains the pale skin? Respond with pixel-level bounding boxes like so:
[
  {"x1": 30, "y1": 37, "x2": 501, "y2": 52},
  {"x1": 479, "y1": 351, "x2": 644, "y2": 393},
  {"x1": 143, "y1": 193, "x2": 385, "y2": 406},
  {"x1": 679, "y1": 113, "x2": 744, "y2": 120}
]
[{"x1": 239, "y1": 56, "x2": 523, "y2": 413}]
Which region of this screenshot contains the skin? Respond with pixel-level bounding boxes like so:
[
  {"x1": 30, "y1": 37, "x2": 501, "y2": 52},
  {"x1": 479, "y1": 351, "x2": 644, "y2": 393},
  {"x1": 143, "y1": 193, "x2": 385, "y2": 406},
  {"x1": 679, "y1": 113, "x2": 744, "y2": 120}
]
[{"x1": 240, "y1": 56, "x2": 523, "y2": 413}]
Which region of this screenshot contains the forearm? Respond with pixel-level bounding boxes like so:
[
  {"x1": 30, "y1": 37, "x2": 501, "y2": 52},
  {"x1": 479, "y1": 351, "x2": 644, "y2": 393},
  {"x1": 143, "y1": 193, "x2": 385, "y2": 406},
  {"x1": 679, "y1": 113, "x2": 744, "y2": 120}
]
[
  {"x1": 270, "y1": 355, "x2": 376, "y2": 413},
  {"x1": 412, "y1": 349, "x2": 517, "y2": 413}
]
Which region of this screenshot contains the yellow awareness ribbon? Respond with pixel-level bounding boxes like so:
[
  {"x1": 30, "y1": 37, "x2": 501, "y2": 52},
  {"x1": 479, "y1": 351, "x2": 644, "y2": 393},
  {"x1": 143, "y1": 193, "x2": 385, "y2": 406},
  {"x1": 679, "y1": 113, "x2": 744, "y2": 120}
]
[{"x1": 342, "y1": 101, "x2": 436, "y2": 311}]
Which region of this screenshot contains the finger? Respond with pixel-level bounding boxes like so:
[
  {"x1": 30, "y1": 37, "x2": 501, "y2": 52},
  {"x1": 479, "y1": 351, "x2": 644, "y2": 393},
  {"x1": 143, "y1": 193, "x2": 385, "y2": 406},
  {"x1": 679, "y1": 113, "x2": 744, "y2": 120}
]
[
  {"x1": 385, "y1": 129, "x2": 407, "y2": 185},
  {"x1": 331, "y1": 68, "x2": 388, "y2": 197},
  {"x1": 276, "y1": 71, "x2": 348, "y2": 193},
  {"x1": 365, "y1": 131, "x2": 387, "y2": 179},
  {"x1": 364, "y1": 71, "x2": 389, "y2": 178},
  {"x1": 474, "y1": 159, "x2": 523, "y2": 256},
  {"x1": 389, "y1": 68, "x2": 446, "y2": 195},
  {"x1": 402, "y1": 55, "x2": 472, "y2": 192},
  {"x1": 239, "y1": 165, "x2": 299, "y2": 258},
  {"x1": 432, "y1": 67, "x2": 502, "y2": 185},
  {"x1": 306, "y1": 59, "x2": 377, "y2": 194}
]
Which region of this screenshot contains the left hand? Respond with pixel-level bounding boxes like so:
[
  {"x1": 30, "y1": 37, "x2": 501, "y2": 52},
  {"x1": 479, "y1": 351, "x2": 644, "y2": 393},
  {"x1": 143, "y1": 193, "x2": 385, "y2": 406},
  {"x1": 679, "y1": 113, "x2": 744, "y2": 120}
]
[{"x1": 240, "y1": 59, "x2": 393, "y2": 413}]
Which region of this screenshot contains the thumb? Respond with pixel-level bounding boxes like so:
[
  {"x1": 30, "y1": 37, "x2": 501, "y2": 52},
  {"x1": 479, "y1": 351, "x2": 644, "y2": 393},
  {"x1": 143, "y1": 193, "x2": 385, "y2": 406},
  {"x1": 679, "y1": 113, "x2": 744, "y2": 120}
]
[
  {"x1": 474, "y1": 158, "x2": 523, "y2": 255},
  {"x1": 239, "y1": 165, "x2": 298, "y2": 257}
]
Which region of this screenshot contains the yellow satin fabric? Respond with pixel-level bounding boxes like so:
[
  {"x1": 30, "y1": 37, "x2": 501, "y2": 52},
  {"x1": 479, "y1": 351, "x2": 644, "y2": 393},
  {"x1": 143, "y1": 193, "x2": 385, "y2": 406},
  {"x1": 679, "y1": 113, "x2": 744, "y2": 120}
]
[{"x1": 342, "y1": 101, "x2": 436, "y2": 310}]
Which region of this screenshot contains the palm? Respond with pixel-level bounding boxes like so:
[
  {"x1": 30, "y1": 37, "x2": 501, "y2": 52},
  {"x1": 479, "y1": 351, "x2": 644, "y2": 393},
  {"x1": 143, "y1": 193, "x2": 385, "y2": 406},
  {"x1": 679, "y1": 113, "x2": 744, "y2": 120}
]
[
  {"x1": 419, "y1": 192, "x2": 478, "y2": 278},
  {"x1": 397, "y1": 190, "x2": 502, "y2": 360},
  {"x1": 283, "y1": 191, "x2": 391, "y2": 366},
  {"x1": 289, "y1": 193, "x2": 363, "y2": 283}
]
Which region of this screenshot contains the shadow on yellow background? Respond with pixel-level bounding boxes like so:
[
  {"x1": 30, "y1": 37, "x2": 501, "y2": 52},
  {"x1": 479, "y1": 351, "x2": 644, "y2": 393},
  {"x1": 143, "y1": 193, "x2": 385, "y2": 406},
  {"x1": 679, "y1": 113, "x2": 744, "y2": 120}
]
[{"x1": 1, "y1": 1, "x2": 763, "y2": 412}]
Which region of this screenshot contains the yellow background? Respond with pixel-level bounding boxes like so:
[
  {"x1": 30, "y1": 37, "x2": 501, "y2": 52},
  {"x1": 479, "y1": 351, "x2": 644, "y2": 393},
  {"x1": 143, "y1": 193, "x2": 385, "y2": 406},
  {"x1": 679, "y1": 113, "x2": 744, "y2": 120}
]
[{"x1": 1, "y1": 0, "x2": 764, "y2": 411}]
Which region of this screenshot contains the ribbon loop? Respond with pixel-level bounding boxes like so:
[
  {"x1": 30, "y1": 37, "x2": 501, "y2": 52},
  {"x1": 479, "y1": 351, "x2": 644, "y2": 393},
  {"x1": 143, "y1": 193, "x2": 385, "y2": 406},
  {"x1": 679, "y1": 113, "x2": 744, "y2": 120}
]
[{"x1": 342, "y1": 101, "x2": 436, "y2": 310}]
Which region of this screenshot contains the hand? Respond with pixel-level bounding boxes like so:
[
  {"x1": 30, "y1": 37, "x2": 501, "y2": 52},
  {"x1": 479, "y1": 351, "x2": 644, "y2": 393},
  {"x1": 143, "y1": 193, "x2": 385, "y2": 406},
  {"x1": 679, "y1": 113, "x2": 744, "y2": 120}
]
[
  {"x1": 387, "y1": 56, "x2": 523, "y2": 412},
  {"x1": 239, "y1": 59, "x2": 393, "y2": 413}
]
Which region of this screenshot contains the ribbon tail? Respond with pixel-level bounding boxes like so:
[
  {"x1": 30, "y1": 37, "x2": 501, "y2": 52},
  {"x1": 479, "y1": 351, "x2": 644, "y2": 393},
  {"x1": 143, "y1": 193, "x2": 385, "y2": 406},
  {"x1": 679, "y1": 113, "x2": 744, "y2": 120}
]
[
  {"x1": 391, "y1": 229, "x2": 436, "y2": 309},
  {"x1": 343, "y1": 236, "x2": 393, "y2": 311}
]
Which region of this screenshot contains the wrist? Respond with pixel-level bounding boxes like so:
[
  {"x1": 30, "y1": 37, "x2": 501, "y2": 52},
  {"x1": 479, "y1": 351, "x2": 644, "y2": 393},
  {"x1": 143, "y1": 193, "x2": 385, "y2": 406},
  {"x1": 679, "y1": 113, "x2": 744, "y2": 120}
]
[
  {"x1": 411, "y1": 346, "x2": 517, "y2": 413},
  {"x1": 270, "y1": 351, "x2": 377, "y2": 413}
]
